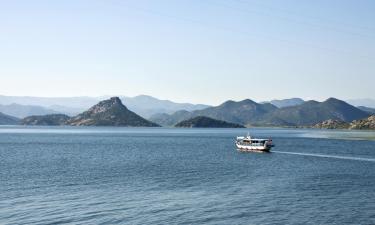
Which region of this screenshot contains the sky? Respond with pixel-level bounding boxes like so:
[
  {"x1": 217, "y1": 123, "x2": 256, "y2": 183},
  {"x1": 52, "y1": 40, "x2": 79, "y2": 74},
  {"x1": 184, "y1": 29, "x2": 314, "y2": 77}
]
[{"x1": 0, "y1": 0, "x2": 374, "y2": 105}]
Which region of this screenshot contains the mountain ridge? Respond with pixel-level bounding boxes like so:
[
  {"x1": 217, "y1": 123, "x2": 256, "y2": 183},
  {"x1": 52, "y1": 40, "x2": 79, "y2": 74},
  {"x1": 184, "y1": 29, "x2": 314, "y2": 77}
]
[
  {"x1": 0, "y1": 112, "x2": 19, "y2": 125},
  {"x1": 150, "y1": 97, "x2": 370, "y2": 127},
  {"x1": 258, "y1": 98, "x2": 369, "y2": 126},
  {"x1": 264, "y1": 98, "x2": 305, "y2": 108}
]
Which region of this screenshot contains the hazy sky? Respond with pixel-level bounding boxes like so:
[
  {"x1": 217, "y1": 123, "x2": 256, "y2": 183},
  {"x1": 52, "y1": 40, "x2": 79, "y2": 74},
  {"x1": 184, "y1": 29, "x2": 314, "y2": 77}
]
[{"x1": 1, "y1": 0, "x2": 374, "y2": 105}]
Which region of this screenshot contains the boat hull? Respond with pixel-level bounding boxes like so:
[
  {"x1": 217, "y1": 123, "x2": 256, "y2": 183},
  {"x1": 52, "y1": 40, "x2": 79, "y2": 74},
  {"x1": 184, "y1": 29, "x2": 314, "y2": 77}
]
[{"x1": 236, "y1": 143, "x2": 272, "y2": 152}]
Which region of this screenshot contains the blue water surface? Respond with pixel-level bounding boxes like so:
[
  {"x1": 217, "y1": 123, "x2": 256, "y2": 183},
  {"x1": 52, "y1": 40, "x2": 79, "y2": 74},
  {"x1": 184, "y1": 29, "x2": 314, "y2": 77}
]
[{"x1": 0, "y1": 126, "x2": 374, "y2": 224}]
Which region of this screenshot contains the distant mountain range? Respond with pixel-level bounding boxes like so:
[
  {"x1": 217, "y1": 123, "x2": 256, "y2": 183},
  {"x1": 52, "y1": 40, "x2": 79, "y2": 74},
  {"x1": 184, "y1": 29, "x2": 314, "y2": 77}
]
[
  {"x1": 1, "y1": 95, "x2": 374, "y2": 129},
  {"x1": 257, "y1": 98, "x2": 369, "y2": 126},
  {"x1": 0, "y1": 104, "x2": 59, "y2": 118},
  {"x1": 21, "y1": 97, "x2": 159, "y2": 127},
  {"x1": 121, "y1": 95, "x2": 210, "y2": 118},
  {"x1": 0, "y1": 95, "x2": 100, "y2": 114},
  {"x1": 346, "y1": 98, "x2": 375, "y2": 108},
  {"x1": 0, "y1": 95, "x2": 210, "y2": 118},
  {"x1": 150, "y1": 98, "x2": 370, "y2": 127},
  {"x1": 266, "y1": 98, "x2": 375, "y2": 110}
]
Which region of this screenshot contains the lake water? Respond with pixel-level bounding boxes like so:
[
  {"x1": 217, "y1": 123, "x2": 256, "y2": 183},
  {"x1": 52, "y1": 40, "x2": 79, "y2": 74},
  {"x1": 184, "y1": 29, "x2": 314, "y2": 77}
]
[{"x1": 1, "y1": 126, "x2": 375, "y2": 224}]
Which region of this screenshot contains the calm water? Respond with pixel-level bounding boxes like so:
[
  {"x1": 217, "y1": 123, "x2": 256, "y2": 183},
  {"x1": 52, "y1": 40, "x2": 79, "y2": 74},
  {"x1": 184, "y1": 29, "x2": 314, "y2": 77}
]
[{"x1": 1, "y1": 126, "x2": 375, "y2": 224}]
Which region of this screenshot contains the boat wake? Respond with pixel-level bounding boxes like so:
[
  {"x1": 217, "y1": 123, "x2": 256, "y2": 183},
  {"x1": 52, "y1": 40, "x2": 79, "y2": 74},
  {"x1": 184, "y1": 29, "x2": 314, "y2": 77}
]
[{"x1": 272, "y1": 150, "x2": 375, "y2": 162}]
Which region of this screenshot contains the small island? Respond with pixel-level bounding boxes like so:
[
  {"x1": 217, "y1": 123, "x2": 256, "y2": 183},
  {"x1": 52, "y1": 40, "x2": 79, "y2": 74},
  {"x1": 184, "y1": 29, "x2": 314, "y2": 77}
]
[
  {"x1": 174, "y1": 116, "x2": 245, "y2": 128},
  {"x1": 350, "y1": 115, "x2": 375, "y2": 130},
  {"x1": 312, "y1": 119, "x2": 349, "y2": 129},
  {"x1": 312, "y1": 115, "x2": 375, "y2": 130},
  {"x1": 21, "y1": 114, "x2": 70, "y2": 126}
]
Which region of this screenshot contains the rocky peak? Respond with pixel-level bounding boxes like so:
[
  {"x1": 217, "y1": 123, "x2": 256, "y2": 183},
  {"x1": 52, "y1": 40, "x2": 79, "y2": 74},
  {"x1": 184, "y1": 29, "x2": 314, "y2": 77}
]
[
  {"x1": 88, "y1": 97, "x2": 126, "y2": 114},
  {"x1": 67, "y1": 97, "x2": 159, "y2": 127},
  {"x1": 110, "y1": 96, "x2": 122, "y2": 103}
]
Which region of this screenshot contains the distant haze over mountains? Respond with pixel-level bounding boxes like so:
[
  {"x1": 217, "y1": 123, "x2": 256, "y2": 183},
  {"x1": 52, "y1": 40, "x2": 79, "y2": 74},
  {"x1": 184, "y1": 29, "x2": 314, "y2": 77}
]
[
  {"x1": 0, "y1": 104, "x2": 59, "y2": 118},
  {"x1": 121, "y1": 95, "x2": 210, "y2": 118},
  {"x1": 0, "y1": 95, "x2": 100, "y2": 116},
  {"x1": 0, "y1": 95, "x2": 100, "y2": 111},
  {"x1": 346, "y1": 99, "x2": 375, "y2": 108},
  {"x1": 0, "y1": 95, "x2": 210, "y2": 118}
]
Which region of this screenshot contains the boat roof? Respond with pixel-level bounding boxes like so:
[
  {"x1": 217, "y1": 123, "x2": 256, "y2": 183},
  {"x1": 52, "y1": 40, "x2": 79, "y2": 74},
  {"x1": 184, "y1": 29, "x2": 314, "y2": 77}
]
[{"x1": 237, "y1": 136, "x2": 270, "y2": 141}]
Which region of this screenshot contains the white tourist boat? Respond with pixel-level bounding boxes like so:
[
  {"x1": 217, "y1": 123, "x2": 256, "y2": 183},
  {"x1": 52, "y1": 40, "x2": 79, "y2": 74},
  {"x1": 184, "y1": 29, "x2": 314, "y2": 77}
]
[{"x1": 235, "y1": 133, "x2": 274, "y2": 152}]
